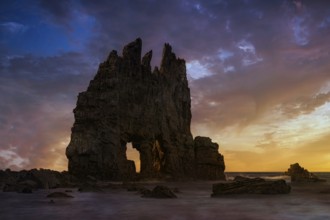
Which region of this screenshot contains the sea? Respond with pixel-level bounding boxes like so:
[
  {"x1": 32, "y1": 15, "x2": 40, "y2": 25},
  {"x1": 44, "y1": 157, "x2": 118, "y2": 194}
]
[{"x1": 225, "y1": 172, "x2": 330, "y2": 182}]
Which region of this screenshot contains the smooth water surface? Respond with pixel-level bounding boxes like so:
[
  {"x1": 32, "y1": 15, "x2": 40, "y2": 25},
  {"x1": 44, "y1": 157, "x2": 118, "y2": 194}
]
[{"x1": 1, "y1": 173, "x2": 330, "y2": 220}]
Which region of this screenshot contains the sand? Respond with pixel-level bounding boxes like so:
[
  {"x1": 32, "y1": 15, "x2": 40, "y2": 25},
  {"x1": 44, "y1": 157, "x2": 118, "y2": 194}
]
[{"x1": 1, "y1": 180, "x2": 330, "y2": 220}]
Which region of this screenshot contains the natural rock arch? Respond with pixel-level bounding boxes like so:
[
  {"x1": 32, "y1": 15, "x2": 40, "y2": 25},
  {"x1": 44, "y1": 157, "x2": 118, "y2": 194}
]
[
  {"x1": 125, "y1": 142, "x2": 140, "y2": 173},
  {"x1": 66, "y1": 38, "x2": 225, "y2": 181}
]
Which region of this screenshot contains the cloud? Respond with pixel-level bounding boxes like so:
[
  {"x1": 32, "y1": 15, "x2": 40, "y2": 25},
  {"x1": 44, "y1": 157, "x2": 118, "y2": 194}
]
[
  {"x1": 0, "y1": 22, "x2": 28, "y2": 33},
  {"x1": 0, "y1": 52, "x2": 97, "y2": 170},
  {"x1": 236, "y1": 39, "x2": 263, "y2": 66},
  {"x1": 237, "y1": 39, "x2": 255, "y2": 53},
  {"x1": 1, "y1": 0, "x2": 330, "y2": 172},
  {"x1": 292, "y1": 15, "x2": 310, "y2": 46},
  {"x1": 255, "y1": 132, "x2": 278, "y2": 149},
  {"x1": 218, "y1": 49, "x2": 234, "y2": 62},
  {"x1": 0, "y1": 148, "x2": 29, "y2": 170},
  {"x1": 280, "y1": 92, "x2": 330, "y2": 118},
  {"x1": 224, "y1": 65, "x2": 235, "y2": 73},
  {"x1": 187, "y1": 60, "x2": 214, "y2": 79},
  {"x1": 293, "y1": 0, "x2": 304, "y2": 13},
  {"x1": 319, "y1": 16, "x2": 330, "y2": 29},
  {"x1": 77, "y1": 0, "x2": 285, "y2": 65},
  {"x1": 225, "y1": 133, "x2": 330, "y2": 171},
  {"x1": 37, "y1": 0, "x2": 76, "y2": 26}
]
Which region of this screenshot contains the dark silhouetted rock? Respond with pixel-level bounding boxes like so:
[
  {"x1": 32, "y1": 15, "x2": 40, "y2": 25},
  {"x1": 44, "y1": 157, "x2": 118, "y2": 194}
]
[
  {"x1": 137, "y1": 186, "x2": 151, "y2": 195},
  {"x1": 47, "y1": 192, "x2": 73, "y2": 198},
  {"x1": 194, "y1": 136, "x2": 225, "y2": 180},
  {"x1": 0, "y1": 169, "x2": 78, "y2": 192},
  {"x1": 19, "y1": 180, "x2": 38, "y2": 188},
  {"x1": 141, "y1": 185, "x2": 177, "y2": 198},
  {"x1": 285, "y1": 163, "x2": 326, "y2": 182},
  {"x1": 172, "y1": 187, "x2": 181, "y2": 193},
  {"x1": 20, "y1": 187, "x2": 33, "y2": 193},
  {"x1": 2, "y1": 184, "x2": 19, "y2": 192},
  {"x1": 66, "y1": 38, "x2": 225, "y2": 181},
  {"x1": 2, "y1": 179, "x2": 36, "y2": 193},
  {"x1": 211, "y1": 176, "x2": 291, "y2": 196},
  {"x1": 77, "y1": 183, "x2": 104, "y2": 192},
  {"x1": 29, "y1": 169, "x2": 62, "y2": 188}
]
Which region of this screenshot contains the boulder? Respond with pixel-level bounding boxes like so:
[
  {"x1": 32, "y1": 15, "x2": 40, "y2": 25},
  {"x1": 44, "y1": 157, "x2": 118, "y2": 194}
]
[
  {"x1": 2, "y1": 184, "x2": 20, "y2": 192},
  {"x1": 77, "y1": 182, "x2": 104, "y2": 192},
  {"x1": 20, "y1": 187, "x2": 33, "y2": 193},
  {"x1": 211, "y1": 176, "x2": 291, "y2": 196},
  {"x1": 141, "y1": 185, "x2": 177, "y2": 198},
  {"x1": 285, "y1": 163, "x2": 326, "y2": 182},
  {"x1": 137, "y1": 186, "x2": 152, "y2": 195},
  {"x1": 47, "y1": 192, "x2": 73, "y2": 198}
]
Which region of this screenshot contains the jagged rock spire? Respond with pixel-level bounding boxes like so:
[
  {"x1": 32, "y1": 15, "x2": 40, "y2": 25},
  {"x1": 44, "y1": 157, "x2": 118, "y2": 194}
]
[{"x1": 66, "y1": 38, "x2": 225, "y2": 181}]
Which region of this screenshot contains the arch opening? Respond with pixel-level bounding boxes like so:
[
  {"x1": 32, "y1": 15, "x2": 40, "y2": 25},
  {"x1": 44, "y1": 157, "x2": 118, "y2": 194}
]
[{"x1": 126, "y1": 142, "x2": 140, "y2": 173}]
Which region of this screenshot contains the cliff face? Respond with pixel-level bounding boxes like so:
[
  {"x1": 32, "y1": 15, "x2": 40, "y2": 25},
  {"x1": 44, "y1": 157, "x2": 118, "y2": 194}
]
[
  {"x1": 66, "y1": 38, "x2": 225, "y2": 180},
  {"x1": 194, "y1": 136, "x2": 226, "y2": 180}
]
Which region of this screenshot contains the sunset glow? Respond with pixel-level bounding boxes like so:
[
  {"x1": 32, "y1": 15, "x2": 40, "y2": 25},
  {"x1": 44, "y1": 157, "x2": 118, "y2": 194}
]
[{"x1": 1, "y1": 0, "x2": 330, "y2": 172}]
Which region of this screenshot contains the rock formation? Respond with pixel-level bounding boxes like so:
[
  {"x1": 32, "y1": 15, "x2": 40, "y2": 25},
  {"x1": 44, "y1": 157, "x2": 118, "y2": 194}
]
[
  {"x1": 47, "y1": 192, "x2": 74, "y2": 198},
  {"x1": 285, "y1": 163, "x2": 326, "y2": 182},
  {"x1": 0, "y1": 169, "x2": 75, "y2": 192},
  {"x1": 194, "y1": 136, "x2": 226, "y2": 180},
  {"x1": 66, "y1": 38, "x2": 225, "y2": 181},
  {"x1": 141, "y1": 185, "x2": 177, "y2": 198},
  {"x1": 212, "y1": 176, "x2": 291, "y2": 196}
]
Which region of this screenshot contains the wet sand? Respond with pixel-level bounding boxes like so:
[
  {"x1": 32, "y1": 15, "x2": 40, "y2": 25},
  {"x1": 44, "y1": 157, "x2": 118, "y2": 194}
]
[{"x1": 1, "y1": 181, "x2": 330, "y2": 220}]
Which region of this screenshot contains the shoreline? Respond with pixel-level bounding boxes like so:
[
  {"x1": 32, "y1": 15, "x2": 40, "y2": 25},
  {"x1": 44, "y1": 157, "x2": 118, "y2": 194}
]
[{"x1": 1, "y1": 179, "x2": 330, "y2": 220}]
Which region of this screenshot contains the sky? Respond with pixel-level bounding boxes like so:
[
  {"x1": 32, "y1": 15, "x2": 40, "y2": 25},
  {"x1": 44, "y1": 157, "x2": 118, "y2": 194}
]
[{"x1": 0, "y1": 0, "x2": 330, "y2": 172}]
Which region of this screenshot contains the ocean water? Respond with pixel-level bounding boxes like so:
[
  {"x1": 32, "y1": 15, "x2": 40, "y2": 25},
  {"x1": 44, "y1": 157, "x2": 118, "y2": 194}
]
[
  {"x1": 1, "y1": 173, "x2": 330, "y2": 220},
  {"x1": 226, "y1": 172, "x2": 291, "y2": 181},
  {"x1": 226, "y1": 172, "x2": 330, "y2": 182}
]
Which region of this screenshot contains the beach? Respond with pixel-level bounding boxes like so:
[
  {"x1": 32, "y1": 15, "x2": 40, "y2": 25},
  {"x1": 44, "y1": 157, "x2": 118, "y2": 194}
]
[{"x1": 1, "y1": 173, "x2": 330, "y2": 220}]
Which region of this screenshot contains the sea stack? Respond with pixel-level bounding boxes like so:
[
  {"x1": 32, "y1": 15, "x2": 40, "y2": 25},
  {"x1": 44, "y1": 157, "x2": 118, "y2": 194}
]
[
  {"x1": 285, "y1": 163, "x2": 326, "y2": 182},
  {"x1": 66, "y1": 38, "x2": 225, "y2": 181}
]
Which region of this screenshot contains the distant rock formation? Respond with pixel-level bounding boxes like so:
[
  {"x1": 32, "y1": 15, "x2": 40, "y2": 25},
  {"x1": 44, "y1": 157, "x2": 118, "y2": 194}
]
[
  {"x1": 66, "y1": 38, "x2": 225, "y2": 181},
  {"x1": 0, "y1": 169, "x2": 75, "y2": 192},
  {"x1": 285, "y1": 163, "x2": 326, "y2": 182},
  {"x1": 212, "y1": 176, "x2": 291, "y2": 196}
]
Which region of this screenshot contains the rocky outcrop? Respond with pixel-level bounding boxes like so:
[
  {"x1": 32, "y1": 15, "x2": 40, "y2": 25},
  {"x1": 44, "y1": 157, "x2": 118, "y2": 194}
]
[
  {"x1": 0, "y1": 169, "x2": 76, "y2": 192},
  {"x1": 47, "y1": 192, "x2": 73, "y2": 198},
  {"x1": 141, "y1": 185, "x2": 177, "y2": 198},
  {"x1": 194, "y1": 136, "x2": 225, "y2": 180},
  {"x1": 66, "y1": 38, "x2": 225, "y2": 181},
  {"x1": 212, "y1": 176, "x2": 291, "y2": 196},
  {"x1": 285, "y1": 163, "x2": 326, "y2": 182}
]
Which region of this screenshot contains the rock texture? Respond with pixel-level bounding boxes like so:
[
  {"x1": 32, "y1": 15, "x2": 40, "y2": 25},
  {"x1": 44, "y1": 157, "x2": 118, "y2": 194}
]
[
  {"x1": 47, "y1": 192, "x2": 73, "y2": 198},
  {"x1": 212, "y1": 176, "x2": 291, "y2": 196},
  {"x1": 66, "y1": 38, "x2": 225, "y2": 181},
  {"x1": 285, "y1": 163, "x2": 326, "y2": 182},
  {"x1": 194, "y1": 136, "x2": 225, "y2": 180},
  {"x1": 0, "y1": 169, "x2": 76, "y2": 192},
  {"x1": 141, "y1": 185, "x2": 177, "y2": 198}
]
